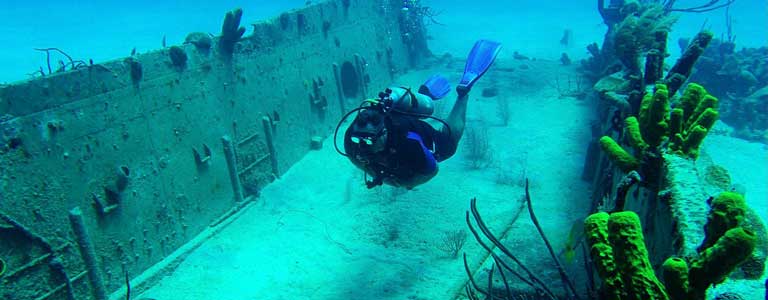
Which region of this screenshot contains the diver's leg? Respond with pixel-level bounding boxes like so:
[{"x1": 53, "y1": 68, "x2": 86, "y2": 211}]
[
  {"x1": 434, "y1": 39, "x2": 501, "y2": 161},
  {"x1": 436, "y1": 89, "x2": 470, "y2": 160}
]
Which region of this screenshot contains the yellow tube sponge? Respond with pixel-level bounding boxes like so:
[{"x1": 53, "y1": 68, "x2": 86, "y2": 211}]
[
  {"x1": 681, "y1": 125, "x2": 707, "y2": 157},
  {"x1": 638, "y1": 84, "x2": 671, "y2": 148},
  {"x1": 661, "y1": 257, "x2": 689, "y2": 300},
  {"x1": 607, "y1": 211, "x2": 669, "y2": 300},
  {"x1": 599, "y1": 136, "x2": 640, "y2": 173},
  {"x1": 686, "y1": 94, "x2": 718, "y2": 130},
  {"x1": 688, "y1": 227, "x2": 757, "y2": 299},
  {"x1": 699, "y1": 191, "x2": 747, "y2": 251},
  {"x1": 688, "y1": 107, "x2": 718, "y2": 133},
  {"x1": 585, "y1": 212, "x2": 670, "y2": 299},
  {"x1": 625, "y1": 116, "x2": 648, "y2": 152},
  {"x1": 679, "y1": 82, "x2": 705, "y2": 122},
  {"x1": 584, "y1": 212, "x2": 623, "y2": 300}
]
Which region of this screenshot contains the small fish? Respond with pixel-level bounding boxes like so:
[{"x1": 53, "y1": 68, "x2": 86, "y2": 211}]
[
  {"x1": 162, "y1": 35, "x2": 166, "y2": 48},
  {"x1": 131, "y1": 47, "x2": 136, "y2": 56},
  {"x1": 562, "y1": 220, "x2": 585, "y2": 264}
]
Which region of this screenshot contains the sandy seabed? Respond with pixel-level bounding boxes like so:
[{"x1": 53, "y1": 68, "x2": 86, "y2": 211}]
[
  {"x1": 137, "y1": 57, "x2": 597, "y2": 299},
  {"x1": 136, "y1": 60, "x2": 768, "y2": 300}
]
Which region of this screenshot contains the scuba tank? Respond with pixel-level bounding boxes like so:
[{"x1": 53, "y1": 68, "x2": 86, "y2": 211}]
[
  {"x1": 381, "y1": 86, "x2": 435, "y2": 117},
  {"x1": 379, "y1": 73, "x2": 452, "y2": 117}
]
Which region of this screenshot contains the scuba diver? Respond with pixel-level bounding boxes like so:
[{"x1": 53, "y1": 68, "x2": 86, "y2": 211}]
[{"x1": 334, "y1": 40, "x2": 501, "y2": 189}]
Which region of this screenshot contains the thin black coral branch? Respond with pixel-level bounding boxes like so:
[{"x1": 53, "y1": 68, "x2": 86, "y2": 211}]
[{"x1": 524, "y1": 180, "x2": 581, "y2": 300}]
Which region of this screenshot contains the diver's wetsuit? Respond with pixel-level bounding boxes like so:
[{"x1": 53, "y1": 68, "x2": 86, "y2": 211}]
[
  {"x1": 340, "y1": 39, "x2": 498, "y2": 189},
  {"x1": 344, "y1": 112, "x2": 454, "y2": 189}
]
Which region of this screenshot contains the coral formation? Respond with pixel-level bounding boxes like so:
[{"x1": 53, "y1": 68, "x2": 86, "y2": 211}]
[
  {"x1": 599, "y1": 83, "x2": 719, "y2": 183},
  {"x1": 590, "y1": 30, "x2": 716, "y2": 190},
  {"x1": 581, "y1": 42, "x2": 617, "y2": 81},
  {"x1": 169, "y1": 46, "x2": 187, "y2": 68},
  {"x1": 586, "y1": 192, "x2": 757, "y2": 300},
  {"x1": 685, "y1": 213, "x2": 757, "y2": 295},
  {"x1": 688, "y1": 38, "x2": 768, "y2": 141},
  {"x1": 670, "y1": 84, "x2": 719, "y2": 157},
  {"x1": 613, "y1": 4, "x2": 677, "y2": 75},
  {"x1": 698, "y1": 192, "x2": 746, "y2": 252},
  {"x1": 126, "y1": 58, "x2": 142, "y2": 85},
  {"x1": 703, "y1": 164, "x2": 731, "y2": 190},
  {"x1": 637, "y1": 83, "x2": 671, "y2": 149},
  {"x1": 584, "y1": 211, "x2": 668, "y2": 300},
  {"x1": 219, "y1": 8, "x2": 246, "y2": 55},
  {"x1": 396, "y1": 1, "x2": 432, "y2": 64},
  {"x1": 686, "y1": 227, "x2": 756, "y2": 299},
  {"x1": 726, "y1": 87, "x2": 768, "y2": 142},
  {"x1": 688, "y1": 38, "x2": 768, "y2": 99},
  {"x1": 661, "y1": 257, "x2": 689, "y2": 300},
  {"x1": 664, "y1": 31, "x2": 714, "y2": 96},
  {"x1": 598, "y1": 136, "x2": 639, "y2": 173},
  {"x1": 184, "y1": 32, "x2": 213, "y2": 50}
]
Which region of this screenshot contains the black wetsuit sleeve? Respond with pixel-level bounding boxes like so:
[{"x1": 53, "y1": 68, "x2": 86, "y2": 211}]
[{"x1": 398, "y1": 131, "x2": 437, "y2": 174}]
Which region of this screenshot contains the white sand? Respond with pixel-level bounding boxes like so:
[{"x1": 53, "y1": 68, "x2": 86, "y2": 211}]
[{"x1": 136, "y1": 58, "x2": 594, "y2": 299}]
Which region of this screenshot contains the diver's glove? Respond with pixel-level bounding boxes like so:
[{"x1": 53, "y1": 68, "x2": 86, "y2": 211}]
[{"x1": 366, "y1": 172, "x2": 385, "y2": 189}]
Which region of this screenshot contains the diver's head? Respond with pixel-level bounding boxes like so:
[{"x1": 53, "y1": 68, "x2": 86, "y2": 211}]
[{"x1": 349, "y1": 108, "x2": 388, "y2": 153}]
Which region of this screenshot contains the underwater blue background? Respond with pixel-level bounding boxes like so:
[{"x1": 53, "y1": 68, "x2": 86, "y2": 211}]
[{"x1": 0, "y1": 0, "x2": 765, "y2": 83}]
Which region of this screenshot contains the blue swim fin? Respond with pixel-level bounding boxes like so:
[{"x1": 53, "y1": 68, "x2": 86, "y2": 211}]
[
  {"x1": 418, "y1": 74, "x2": 451, "y2": 100},
  {"x1": 458, "y1": 40, "x2": 502, "y2": 91}
]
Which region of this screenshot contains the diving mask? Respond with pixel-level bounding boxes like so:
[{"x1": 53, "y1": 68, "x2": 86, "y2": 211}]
[
  {"x1": 349, "y1": 108, "x2": 388, "y2": 151},
  {"x1": 350, "y1": 135, "x2": 375, "y2": 145}
]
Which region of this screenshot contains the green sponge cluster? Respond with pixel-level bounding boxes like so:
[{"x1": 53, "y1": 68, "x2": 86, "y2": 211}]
[
  {"x1": 585, "y1": 192, "x2": 756, "y2": 300},
  {"x1": 667, "y1": 83, "x2": 719, "y2": 157},
  {"x1": 599, "y1": 83, "x2": 719, "y2": 173},
  {"x1": 585, "y1": 211, "x2": 669, "y2": 300},
  {"x1": 599, "y1": 136, "x2": 640, "y2": 173},
  {"x1": 699, "y1": 191, "x2": 748, "y2": 251},
  {"x1": 634, "y1": 83, "x2": 671, "y2": 150},
  {"x1": 662, "y1": 191, "x2": 756, "y2": 300}
]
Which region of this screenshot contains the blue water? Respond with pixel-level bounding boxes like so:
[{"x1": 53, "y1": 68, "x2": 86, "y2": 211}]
[
  {"x1": 0, "y1": 0, "x2": 765, "y2": 83},
  {"x1": 0, "y1": 0, "x2": 307, "y2": 83}
]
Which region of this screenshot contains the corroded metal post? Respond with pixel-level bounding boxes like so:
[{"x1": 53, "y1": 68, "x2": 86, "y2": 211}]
[
  {"x1": 68, "y1": 207, "x2": 107, "y2": 300},
  {"x1": 354, "y1": 54, "x2": 367, "y2": 99},
  {"x1": 332, "y1": 63, "x2": 346, "y2": 115},
  {"x1": 262, "y1": 116, "x2": 279, "y2": 178},
  {"x1": 221, "y1": 135, "x2": 244, "y2": 203}
]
